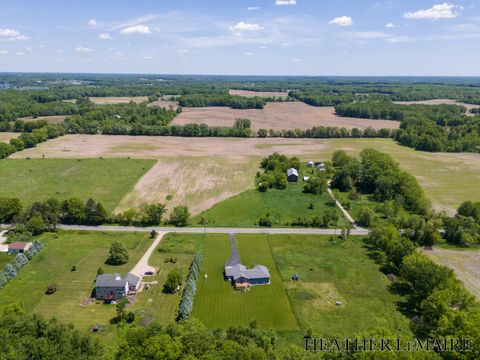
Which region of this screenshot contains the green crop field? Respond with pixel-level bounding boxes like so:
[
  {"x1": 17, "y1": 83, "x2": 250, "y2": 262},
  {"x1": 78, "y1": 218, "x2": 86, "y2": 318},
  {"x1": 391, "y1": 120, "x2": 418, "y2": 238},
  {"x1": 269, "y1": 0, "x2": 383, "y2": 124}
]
[
  {"x1": 0, "y1": 231, "x2": 153, "y2": 347},
  {"x1": 191, "y1": 233, "x2": 299, "y2": 330},
  {"x1": 193, "y1": 188, "x2": 350, "y2": 228},
  {"x1": 0, "y1": 158, "x2": 155, "y2": 211}
]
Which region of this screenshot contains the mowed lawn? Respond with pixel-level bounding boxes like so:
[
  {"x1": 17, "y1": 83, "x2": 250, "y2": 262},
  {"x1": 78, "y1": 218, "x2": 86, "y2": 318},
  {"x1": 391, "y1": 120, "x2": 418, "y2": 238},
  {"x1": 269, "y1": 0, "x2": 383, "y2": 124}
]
[
  {"x1": 193, "y1": 188, "x2": 350, "y2": 228},
  {"x1": 269, "y1": 234, "x2": 411, "y2": 338},
  {"x1": 192, "y1": 233, "x2": 299, "y2": 330},
  {"x1": 0, "y1": 231, "x2": 153, "y2": 345},
  {"x1": 131, "y1": 233, "x2": 203, "y2": 324},
  {"x1": 0, "y1": 158, "x2": 155, "y2": 211}
]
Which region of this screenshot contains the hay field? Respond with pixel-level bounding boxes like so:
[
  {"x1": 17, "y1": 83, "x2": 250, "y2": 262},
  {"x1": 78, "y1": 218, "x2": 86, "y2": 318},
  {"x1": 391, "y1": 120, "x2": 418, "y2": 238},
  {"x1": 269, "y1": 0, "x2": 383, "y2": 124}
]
[
  {"x1": 173, "y1": 102, "x2": 400, "y2": 131},
  {"x1": 10, "y1": 135, "x2": 480, "y2": 215},
  {"x1": 0, "y1": 132, "x2": 17, "y2": 143},
  {"x1": 423, "y1": 247, "x2": 480, "y2": 300},
  {"x1": 228, "y1": 89, "x2": 289, "y2": 98},
  {"x1": 18, "y1": 115, "x2": 66, "y2": 124},
  {"x1": 89, "y1": 96, "x2": 149, "y2": 104}
]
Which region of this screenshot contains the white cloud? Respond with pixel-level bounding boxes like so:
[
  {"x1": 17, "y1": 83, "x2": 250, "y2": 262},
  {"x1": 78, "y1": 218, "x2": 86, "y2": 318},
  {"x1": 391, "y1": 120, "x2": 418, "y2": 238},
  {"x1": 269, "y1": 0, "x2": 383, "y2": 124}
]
[
  {"x1": 292, "y1": 58, "x2": 302, "y2": 63},
  {"x1": 144, "y1": 55, "x2": 153, "y2": 59},
  {"x1": 347, "y1": 31, "x2": 390, "y2": 39},
  {"x1": 99, "y1": 33, "x2": 113, "y2": 40},
  {"x1": 404, "y1": 3, "x2": 460, "y2": 20},
  {"x1": 275, "y1": 0, "x2": 297, "y2": 5},
  {"x1": 56, "y1": 49, "x2": 64, "y2": 53},
  {"x1": 111, "y1": 51, "x2": 126, "y2": 60},
  {"x1": 120, "y1": 25, "x2": 151, "y2": 34},
  {"x1": 0, "y1": 50, "x2": 8, "y2": 54},
  {"x1": 244, "y1": 51, "x2": 254, "y2": 56},
  {"x1": 247, "y1": 6, "x2": 261, "y2": 11},
  {"x1": 385, "y1": 23, "x2": 395, "y2": 28},
  {"x1": 230, "y1": 22, "x2": 264, "y2": 32},
  {"x1": 16, "y1": 52, "x2": 24, "y2": 55},
  {"x1": 88, "y1": 19, "x2": 98, "y2": 27},
  {"x1": 0, "y1": 28, "x2": 29, "y2": 41},
  {"x1": 328, "y1": 16, "x2": 353, "y2": 26},
  {"x1": 75, "y1": 46, "x2": 94, "y2": 52}
]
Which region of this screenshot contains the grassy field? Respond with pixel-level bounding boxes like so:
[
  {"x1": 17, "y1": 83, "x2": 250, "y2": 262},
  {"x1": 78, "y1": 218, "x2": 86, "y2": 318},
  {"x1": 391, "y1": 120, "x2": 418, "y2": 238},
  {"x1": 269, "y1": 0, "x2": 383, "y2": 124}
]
[
  {"x1": 269, "y1": 234, "x2": 411, "y2": 340},
  {"x1": 18, "y1": 115, "x2": 66, "y2": 124},
  {"x1": 0, "y1": 231, "x2": 153, "y2": 346},
  {"x1": 192, "y1": 233, "x2": 299, "y2": 330},
  {"x1": 11, "y1": 135, "x2": 480, "y2": 214},
  {"x1": 193, "y1": 187, "x2": 350, "y2": 228},
  {"x1": 0, "y1": 158, "x2": 155, "y2": 211}
]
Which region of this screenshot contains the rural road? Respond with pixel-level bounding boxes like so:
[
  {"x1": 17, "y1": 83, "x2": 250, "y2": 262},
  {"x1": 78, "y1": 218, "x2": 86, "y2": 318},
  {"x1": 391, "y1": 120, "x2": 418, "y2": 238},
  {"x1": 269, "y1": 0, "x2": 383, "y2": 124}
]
[{"x1": 57, "y1": 224, "x2": 370, "y2": 236}]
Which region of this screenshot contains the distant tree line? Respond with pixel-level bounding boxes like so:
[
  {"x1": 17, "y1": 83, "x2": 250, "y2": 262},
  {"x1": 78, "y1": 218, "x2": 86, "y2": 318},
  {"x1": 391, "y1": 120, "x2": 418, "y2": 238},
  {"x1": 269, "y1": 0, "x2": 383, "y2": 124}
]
[{"x1": 178, "y1": 94, "x2": 266, "y2": 109}]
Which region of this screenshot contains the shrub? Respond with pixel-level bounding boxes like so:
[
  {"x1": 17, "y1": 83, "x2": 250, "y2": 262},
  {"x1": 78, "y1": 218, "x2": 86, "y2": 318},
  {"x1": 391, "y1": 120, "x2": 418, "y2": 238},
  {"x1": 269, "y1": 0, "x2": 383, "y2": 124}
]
[
  {"x1": 106, "y1": 241, "x2": 129, "y2": 265},
  {"x1": 45, "y1": 284, "x2": 57, "y2": 295}
]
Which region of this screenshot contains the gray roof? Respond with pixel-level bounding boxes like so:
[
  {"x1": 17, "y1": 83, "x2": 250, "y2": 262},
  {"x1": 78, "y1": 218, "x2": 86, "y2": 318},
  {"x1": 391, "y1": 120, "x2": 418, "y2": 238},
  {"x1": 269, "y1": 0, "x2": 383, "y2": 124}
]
[
  {"x1": 96, "y1": 272, "x2": 139, "y2": 288},
  {"x1": 224, "y1": 233, "x2": 270, "y2": 281},
  {"x1": 125, "y1": 273, "x2": 140, "y2": 287},
  {"x1": 225, "y1": 263, "x2": 270, "y2": 281},
  {"x1": 287, "y1": 168, "x2": 298, "y2": 177},
  {"x1": 96, "y1": 273, "x2": 125, "y2": 288}
]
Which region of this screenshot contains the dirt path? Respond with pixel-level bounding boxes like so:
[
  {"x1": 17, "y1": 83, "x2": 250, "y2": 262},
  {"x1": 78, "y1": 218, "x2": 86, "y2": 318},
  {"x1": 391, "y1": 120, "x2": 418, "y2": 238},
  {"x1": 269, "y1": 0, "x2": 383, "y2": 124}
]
[{"x1": 327, "y1": 182, "x2": 359, "y2": 229}]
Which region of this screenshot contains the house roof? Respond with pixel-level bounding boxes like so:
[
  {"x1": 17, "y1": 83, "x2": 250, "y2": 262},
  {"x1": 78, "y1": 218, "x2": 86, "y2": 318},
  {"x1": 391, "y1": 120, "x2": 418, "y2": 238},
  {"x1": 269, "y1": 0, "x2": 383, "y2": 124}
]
[
  {"x1": 96, "y1": 272, "x2": 141, "y2": 288},
  {"x1": 96, "y1": 273, "x2": 125, "y2": 288},
  {"x1": 287, "y1": 168, "x2": 298, "y2": 177},
  {"x1": 226, "y1": 263, "x2": 270, "y2": 281},
  {"x1": 124, "y1": 272, "x2": 140, "y2": 287},
  {"x1": 8, "y1": 242, "x2": 31, "y2": 250}
]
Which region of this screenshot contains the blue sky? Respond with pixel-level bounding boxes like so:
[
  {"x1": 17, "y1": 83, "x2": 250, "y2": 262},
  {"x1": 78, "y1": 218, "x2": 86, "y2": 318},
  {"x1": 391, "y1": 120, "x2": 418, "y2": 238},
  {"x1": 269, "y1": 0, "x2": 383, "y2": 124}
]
[{"x1": 1, "y1": 1, "x2": 480, "y2": 75}]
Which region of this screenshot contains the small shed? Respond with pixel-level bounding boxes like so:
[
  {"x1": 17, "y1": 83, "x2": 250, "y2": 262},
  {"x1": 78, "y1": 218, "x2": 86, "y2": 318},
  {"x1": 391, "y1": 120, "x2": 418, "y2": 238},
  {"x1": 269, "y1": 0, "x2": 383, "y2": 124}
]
[
  {"x1": 292, "y1": 273, "x2": 300, "y2": 281},
  {"x1": 307, "y1": 161, "x2": 315, "y2": 167},
  {"x1": 8, "y1": 242, "x2": 32, "y2": 254},
  {"x1": 287, "y1": 168, "x2": 299, "y2": 182}
]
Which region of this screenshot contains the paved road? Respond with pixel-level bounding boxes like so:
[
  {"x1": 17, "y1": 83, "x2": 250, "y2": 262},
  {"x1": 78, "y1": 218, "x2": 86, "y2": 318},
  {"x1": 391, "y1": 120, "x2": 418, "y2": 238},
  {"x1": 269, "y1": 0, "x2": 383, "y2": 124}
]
[{"x1": 57, "y1": 224, "x2": 370, "y2": 236}]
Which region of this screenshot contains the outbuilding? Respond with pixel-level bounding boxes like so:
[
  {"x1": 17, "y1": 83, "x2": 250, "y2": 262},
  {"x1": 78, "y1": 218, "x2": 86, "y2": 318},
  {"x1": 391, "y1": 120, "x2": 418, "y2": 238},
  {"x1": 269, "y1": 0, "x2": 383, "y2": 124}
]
[
  {"x1": 287, "y1": 168, "x2": 299, "y2": 182},
  {"x1": 8, "y1": 242, "x2": 32, "y2": 254}
]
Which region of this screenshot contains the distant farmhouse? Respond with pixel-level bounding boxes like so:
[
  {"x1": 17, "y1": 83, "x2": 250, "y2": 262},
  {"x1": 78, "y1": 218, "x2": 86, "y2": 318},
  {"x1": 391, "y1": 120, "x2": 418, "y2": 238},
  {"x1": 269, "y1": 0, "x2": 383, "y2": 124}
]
[
  {"x1": 224, "y1": 233, "x2": 270, "y2": 290},
  {"x1": 287, "y1": 168, "x2": 299, "y2": 182},
  {"x1": 8, "y1": 242, "x2": 32, "y2": 255},
  {"x1": 95, "y1": 272, "x2": 140, "y2": 301}
]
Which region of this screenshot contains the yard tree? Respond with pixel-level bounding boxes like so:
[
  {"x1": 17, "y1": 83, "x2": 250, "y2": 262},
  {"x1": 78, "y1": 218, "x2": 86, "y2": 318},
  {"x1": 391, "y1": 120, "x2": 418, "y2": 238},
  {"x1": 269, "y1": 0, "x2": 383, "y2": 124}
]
[
  {"x1": 169, "y1": 206, "x2": 190, "y2": 227},
  {"x1": 85, "y1": 198, "x2": 107, "y2": 225},
  {"x1": 457, "y1": 201, "x2": 480, "y2": 223},
  {"x1": 0, "y1": 197, "x2": 22, "y2": 223},
  {"x1": 163, "y1": 268, "x2": 182, "y2": 294},
  {"x1": 26, "y1": 213, "x2": 47, "y2": 235},
  {"x1": 331, "y1": 149, "x2": 351, "y2": 167},
  {"x1": 358, "y1": 207, "x2": 375, "y2": 227},
  {"x1": 106, "y1": 241, "x2": 129, "y2": 265},
  {"x1": 140, "y1": 203, "x2": 166, "y2": 225},
  {"x1": 60, "y1": 197, "x2": 86, "y2": 224},
  {"x1": 303, "y1": 176, "x2": 327, "y2": 195}
]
